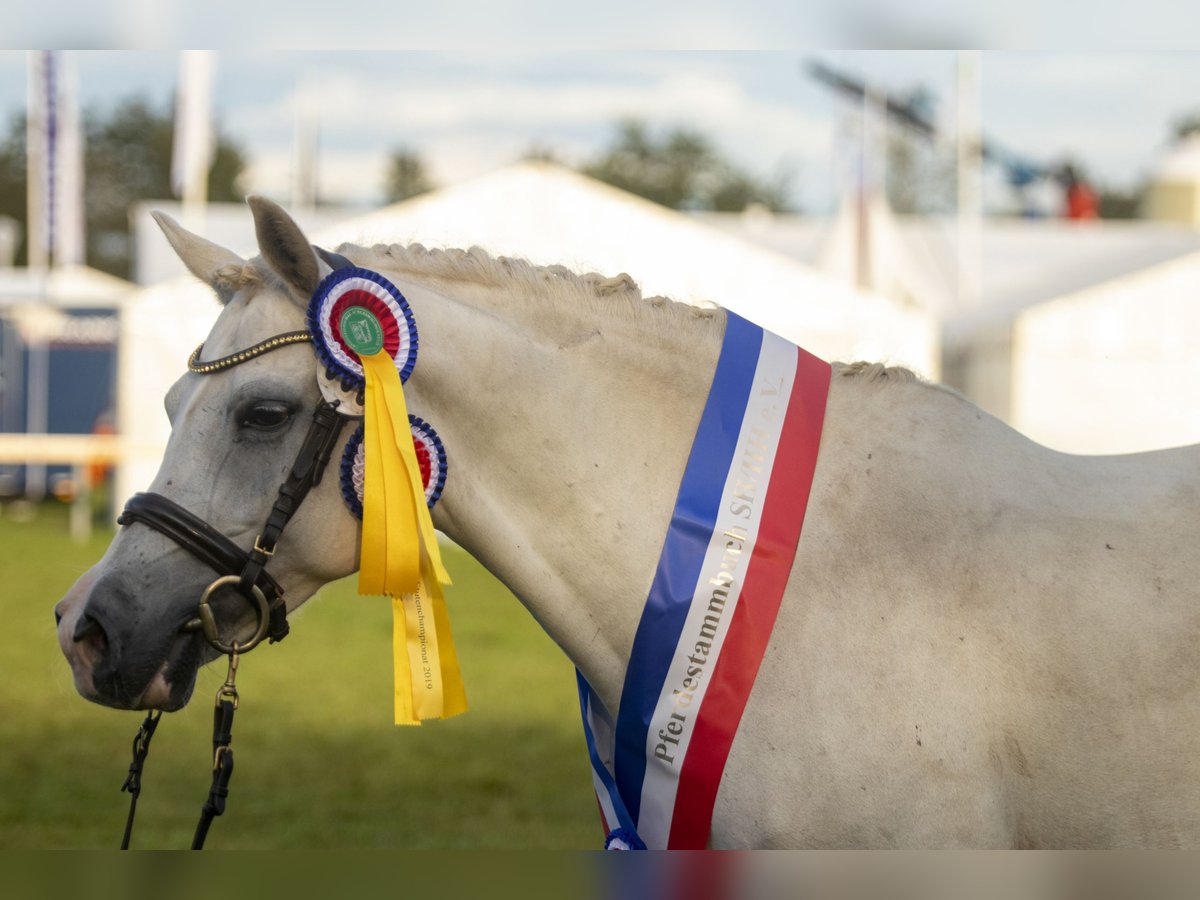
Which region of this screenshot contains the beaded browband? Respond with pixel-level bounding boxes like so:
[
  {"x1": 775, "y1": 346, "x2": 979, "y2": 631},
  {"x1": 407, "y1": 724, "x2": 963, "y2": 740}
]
[{"x1": 187, "y1": 330, "x2": 314, "y2": 374}]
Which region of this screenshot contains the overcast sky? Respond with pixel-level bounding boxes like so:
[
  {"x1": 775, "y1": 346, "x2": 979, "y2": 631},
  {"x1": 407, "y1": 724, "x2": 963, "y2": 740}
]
[{"x1": 1, "y1": 49, "x2": 1198, "y2": 214}]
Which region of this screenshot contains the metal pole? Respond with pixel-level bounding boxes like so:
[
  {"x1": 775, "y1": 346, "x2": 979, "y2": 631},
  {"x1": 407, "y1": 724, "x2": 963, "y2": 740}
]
[
  {"x1": 25, "y1": 51, "x2": 49, "y2": 272},
  {"x1": 174, "y1": 51, "x2": 215, "y2": 235},
  {"x1": 25, "y1": 334, "x2": 48, "y2": 500},
  {"x1": 70, "y1": 461, "x2": 90, "y2": 542},
  {"x1": 0, "y1": 317, "x2": 21, "y2": 491},
  {"x1": 955, "y1": 50, "x2": 982, "y2": 313}
]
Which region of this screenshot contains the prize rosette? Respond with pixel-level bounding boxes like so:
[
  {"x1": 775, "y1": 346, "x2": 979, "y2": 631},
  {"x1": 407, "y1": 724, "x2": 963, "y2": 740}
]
[
  {"x1": 340, "y1": 416, "x2": 448, "y2": 518},
  {"x1": 305, "y1": 262, "x2": 464, "y2": 727},
  {"x1": 306, "y1": 266, "x2": 418, "y2": 393}
]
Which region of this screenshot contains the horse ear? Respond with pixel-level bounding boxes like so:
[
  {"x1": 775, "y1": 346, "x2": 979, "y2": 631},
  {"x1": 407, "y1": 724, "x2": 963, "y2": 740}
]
[
  {"x1": 248, "y1": 195, "x2": 324, "y2": 305},
  {"x1": 151, "y1": 211, "x2": 247, "y2": 305}
]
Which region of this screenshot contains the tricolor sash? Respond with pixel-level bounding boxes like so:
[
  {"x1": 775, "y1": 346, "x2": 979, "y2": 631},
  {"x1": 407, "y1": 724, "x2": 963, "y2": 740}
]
[{"x1": 578, "y1": 312, "x2": 831, "y2": 849}]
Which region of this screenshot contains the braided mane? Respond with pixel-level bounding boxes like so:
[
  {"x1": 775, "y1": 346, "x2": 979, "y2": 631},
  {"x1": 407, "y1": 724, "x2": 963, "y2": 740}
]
[
  {"x1": 245, "y1": 242, "x2": 921, "y2": 381},
  {"x1": 330, "y1": 242, "x2": 720, "y2": 328}
]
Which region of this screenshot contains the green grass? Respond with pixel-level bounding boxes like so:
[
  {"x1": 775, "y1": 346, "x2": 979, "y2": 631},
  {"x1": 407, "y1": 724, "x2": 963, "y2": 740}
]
[{"x1": 0, "y1": 503, "x2": 600, "y2": 848}]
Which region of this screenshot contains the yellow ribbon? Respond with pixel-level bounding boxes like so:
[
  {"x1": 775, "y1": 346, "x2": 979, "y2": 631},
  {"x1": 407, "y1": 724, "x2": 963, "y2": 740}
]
[{"x1": 358, "y1": 349, "x2": 466, "y2": 725}]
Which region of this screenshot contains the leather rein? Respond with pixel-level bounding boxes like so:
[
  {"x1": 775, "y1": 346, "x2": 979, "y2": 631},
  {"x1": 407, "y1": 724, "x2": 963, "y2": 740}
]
[{"x1": 115, "y1": 249, "x2": 354, "y2": 849}]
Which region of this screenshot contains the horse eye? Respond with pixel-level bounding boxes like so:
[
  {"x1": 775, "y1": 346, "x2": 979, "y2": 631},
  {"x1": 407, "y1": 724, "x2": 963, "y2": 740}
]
[{"x1": 239, "y1": 401, "x2": 293, "y2": 431}]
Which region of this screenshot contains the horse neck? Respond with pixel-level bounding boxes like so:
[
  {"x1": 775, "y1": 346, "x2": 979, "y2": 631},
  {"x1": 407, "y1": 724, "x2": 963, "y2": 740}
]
[{"x1": 392, "y1": 271, "x2": 724, "y2": 709}]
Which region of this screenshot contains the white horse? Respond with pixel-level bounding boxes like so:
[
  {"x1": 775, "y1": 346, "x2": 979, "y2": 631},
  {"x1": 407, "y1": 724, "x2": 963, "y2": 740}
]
[{"x1": 56, "y1": 198, "x2": 1200, "y2": 848}]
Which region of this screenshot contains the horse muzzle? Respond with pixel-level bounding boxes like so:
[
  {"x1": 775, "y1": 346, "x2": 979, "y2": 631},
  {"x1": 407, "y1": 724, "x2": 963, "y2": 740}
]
[{"x1": 56, "y1": 564, "x2": 206, "y2": 711}]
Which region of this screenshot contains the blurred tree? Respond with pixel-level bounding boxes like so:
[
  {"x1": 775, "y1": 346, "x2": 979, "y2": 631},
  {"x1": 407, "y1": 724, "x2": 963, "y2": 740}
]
[
  {"x1": 582, "y1": 120, "x2": 793, "y2": 213},
  {"x1": 384, "y1": 148, "x2": 434, "y2": 203},
  {"x1": 0, "y1": 96, "x2": 245, "y2": 277},
  {"x1": 1097, "y1": 185, "x2": 1142, "y2": 219},
  {"x1": 86, "y1": 97, "x2": 245, "y2": 277},
  {"x1": 0, "y1": 114, "x2": 30, "y2": 266},
  {"x1": 884, "y1": 130, "x2": 956, "y2": 215},
  {"x1": 873, "y1": 85, "x2": 955, "y2": 215},
  {"x1": 521, "y1": 142, "x2": 559, "y2": 164},
  {"x1": 1171, "y1": 112, "x2": 1200, "y2": 141}
]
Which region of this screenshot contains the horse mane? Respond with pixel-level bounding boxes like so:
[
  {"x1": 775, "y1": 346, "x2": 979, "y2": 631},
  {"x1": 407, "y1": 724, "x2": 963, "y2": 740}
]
[
  {"x1": 837, "y1": 361, "x2": 923, "y2": 383},
  {"x1": 837, "y1": 360, "x2": 974, "y2": 408},
  {"x1": 333, "y1": 241, "x2": 720, "y2": 328},
  {"x1": 246, "y1": 244, "x2": 926, "y2": 380},
  {"x1": 216, "y1": 262, "x2": 264, "y2": 297}
]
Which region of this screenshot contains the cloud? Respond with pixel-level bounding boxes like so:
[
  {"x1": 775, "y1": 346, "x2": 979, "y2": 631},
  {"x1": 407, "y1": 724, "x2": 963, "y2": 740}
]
[
  {"x1": 984, "y1": 53, "x2": 1192, "y2": 95},
  {"x1": 979, "y1": 53, "x2": 1200, "y2": 185},
  {"x1": 230, "y1": 62, "x2": 832, "y2": 204},
  {"x1": 247, "y1": 66, "x2": 827, "y2": 143},
  {"x1": 4, "y1": 0, "x2": 820, "y2": 50}
]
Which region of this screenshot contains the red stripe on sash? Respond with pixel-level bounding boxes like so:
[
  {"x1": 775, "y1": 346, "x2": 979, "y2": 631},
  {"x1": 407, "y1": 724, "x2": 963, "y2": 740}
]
[{"x1": 667, "y1": 347, "x2": 830, "y2": 848}]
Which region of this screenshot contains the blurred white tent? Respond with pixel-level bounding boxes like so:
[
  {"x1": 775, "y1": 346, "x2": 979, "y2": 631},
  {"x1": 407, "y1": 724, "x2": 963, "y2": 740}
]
[
  {"x1": 1144, "y1": 133, "x2": 1200, "y2": 227},
  {"x1": 1012, "y1": 249, "x2": 1200, "y2": 454},
  {"x1": 114, "y1": 273, "x2": 222, "y2": 505},
  {"x1": 945, "y1": 221, "x2": 1200, "y2": 452},
  {"x1": 116, "y1": 162, "x2": 938, "y2": 505},
  {"x1": 704, "y1": 200, "x2": 1200, "y2": 454}
]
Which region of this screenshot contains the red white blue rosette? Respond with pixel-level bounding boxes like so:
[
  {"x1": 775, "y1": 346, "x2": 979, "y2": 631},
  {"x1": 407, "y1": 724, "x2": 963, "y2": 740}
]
[
  {"x1": 340, "y1": 416, "x2": 447, "y2": 518},
  {"x1": 307, "y1": 266, "x2": 418, "y2": 391}
]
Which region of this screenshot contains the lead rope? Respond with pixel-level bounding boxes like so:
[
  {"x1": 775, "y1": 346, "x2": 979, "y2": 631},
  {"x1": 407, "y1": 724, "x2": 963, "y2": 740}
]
[
  {"x1": 192, "y1": 646, "x2": 242, "y2": 850},
  {"x1": 118, "y1": 646, "x2": 245, "y2": 850},
  {"x1": 119, "y1": 709, "x2": 162, "y2": 849}
]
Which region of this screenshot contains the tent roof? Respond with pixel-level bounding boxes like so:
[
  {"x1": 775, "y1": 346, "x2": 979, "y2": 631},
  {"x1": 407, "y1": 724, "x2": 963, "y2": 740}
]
[
  {"x1": 303, "y1": 161, "x2": 933, "y2": 362},
  {"x1": 697, "y1": 207, "x2": 1200, "y2": 342}
]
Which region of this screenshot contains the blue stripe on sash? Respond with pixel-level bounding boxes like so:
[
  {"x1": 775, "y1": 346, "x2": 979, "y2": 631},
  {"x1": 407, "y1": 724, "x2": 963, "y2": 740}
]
[
  {"x1": 575, "y1": 671, "x2": 639, "y2": 837},
  {"x1": 612, "y1": 312, "x2": 763, "y2": 823}
]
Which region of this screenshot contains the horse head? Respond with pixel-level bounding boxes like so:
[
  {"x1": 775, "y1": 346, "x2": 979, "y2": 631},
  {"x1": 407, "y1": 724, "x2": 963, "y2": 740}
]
[{"x1": 55, "y1": 199, "x2": 360, "y2": 710}]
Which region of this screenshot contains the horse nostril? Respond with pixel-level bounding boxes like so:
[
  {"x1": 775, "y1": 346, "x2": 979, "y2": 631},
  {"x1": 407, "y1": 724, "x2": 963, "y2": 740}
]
[
  {"x1": 73, "y1": 613, "x2": 110, "y2": 657},
  {"x1": 55, "y1": 610, "x2": 63, "y2": 626},
  {"x1": 72, "y1": 613, "x2": 105, "y2": 648}
]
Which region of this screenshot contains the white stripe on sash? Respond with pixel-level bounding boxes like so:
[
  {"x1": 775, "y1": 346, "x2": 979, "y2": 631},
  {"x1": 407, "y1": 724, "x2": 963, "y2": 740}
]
[{"x1": 584, "y1": 688, "x2": 620, "y2": 832}]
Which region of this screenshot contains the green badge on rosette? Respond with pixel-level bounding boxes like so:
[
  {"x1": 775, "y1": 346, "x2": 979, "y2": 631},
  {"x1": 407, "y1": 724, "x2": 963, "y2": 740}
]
[
  {"x1": 307, "y1": 265, "x2": 418, "y2": 388},
  {"x1": 340, "y1": 306, "x2": 386, "y2": 356}
]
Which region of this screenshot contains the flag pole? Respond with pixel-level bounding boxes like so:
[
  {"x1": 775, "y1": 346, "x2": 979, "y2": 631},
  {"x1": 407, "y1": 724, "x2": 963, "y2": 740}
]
[
  {"x1": 172, "y1": 51, "x2": 215, "y2": 234},
  {"x1": 25, "y1": 51, "x2": 50, "y2": 272}
]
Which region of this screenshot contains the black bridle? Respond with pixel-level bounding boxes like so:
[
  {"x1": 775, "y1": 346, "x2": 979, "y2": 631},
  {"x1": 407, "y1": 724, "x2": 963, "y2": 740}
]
[
  {"x1": 118, "y1": 397, "x2": 345, "y2": 652},
  {"x1": 115, "y1": 248, "x2": 354, "y2": 849}
]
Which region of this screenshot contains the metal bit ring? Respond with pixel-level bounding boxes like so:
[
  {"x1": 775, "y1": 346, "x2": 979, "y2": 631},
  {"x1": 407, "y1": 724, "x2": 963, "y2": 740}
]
[{"x1": 195, "y1": 575, "x2": 270, "y2": 655}]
